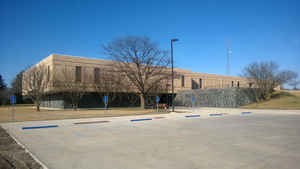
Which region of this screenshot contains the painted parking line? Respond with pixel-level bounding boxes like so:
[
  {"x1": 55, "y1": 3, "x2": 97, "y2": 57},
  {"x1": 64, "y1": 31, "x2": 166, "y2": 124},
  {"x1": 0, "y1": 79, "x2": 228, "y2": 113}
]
[
  {"x1": 241, "y1": 112, "x2": 252, "y2": 115},
  {"x1": 153, "y1": 117, "x2": 166, "y2": 119},
  {"x1": 22, "y1": 125, "x2": 59, "y2": 130},
  {"x1": 209, "y1": 113, "x2": 223, "y2": 116},
  {"x1": 130, "y1": 118, "x2": 152, "y2": 122},
  {"x1": 74, "y1": 121, "x2": 110, "y2": 125},
  {"x1": 185, "y1": 115, "x2": 200, "y2": 118}
]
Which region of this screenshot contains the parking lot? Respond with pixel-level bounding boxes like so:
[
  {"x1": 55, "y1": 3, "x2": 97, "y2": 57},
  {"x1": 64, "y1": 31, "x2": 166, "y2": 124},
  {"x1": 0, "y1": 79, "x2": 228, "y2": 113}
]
[{"x1": 2, "y1": 110, "x2": 300, "y2": 169}]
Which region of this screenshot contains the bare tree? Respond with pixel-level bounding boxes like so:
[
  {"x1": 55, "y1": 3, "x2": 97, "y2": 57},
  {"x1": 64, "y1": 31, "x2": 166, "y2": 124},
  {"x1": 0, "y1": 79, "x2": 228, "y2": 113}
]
[
  {"x1": 94, "y1": 67, "x2": 124, "y2": 108},
  {"x1": 243, "y1": 61, "x2": 297, "y2": 101},
  {"x1": 22, "y1": 65, "x2": 49, "y2": 111},
  {"x1": 277, "y1": 70, "x2": 298, "y2": 86},
  {"x1": 0, "y1": 89, "x2": 10, "y2": 105},
  {"x1": 103, "y1": 36, "x2": 171, "y2": 109},
  {"x1": 287, "y1": 72, "x2": 299, "y2": 90},
  {"x1": 289, "y1": 79, "x2": 300, "y2": 90},
  {"x1": 0, "y1": 74, "x2": 9, "y2": 105},
  {"x1": 0, "y1": 74, "x2": 6, "y2": 90},
  {"x1": 11, "y1": 70, "x2": 24, "y2": 104},
  {"x1": 54, "y1": 66, "x2": 90, "y2": 110}
]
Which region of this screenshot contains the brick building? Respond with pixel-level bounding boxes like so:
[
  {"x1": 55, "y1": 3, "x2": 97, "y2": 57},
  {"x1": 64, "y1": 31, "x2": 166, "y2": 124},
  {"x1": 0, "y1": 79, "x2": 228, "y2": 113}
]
[{"x1": 22, "y1": 54, "x2": 250, "y2": 108}]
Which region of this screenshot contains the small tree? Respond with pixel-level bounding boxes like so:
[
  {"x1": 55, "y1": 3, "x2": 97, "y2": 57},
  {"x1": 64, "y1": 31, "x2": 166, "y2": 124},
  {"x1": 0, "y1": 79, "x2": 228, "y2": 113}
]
[
  {"x1": 103, "y1": 36, "x2": 170, "y2": 109},
  {"x1": 11, "y1": 71, "x2": 24, "y2": 104},
  {"x1": 289, "y1": 80, "x2": 300, "y2": 90},
  {"x1": 277, "y1": 70, "x2": 298, "y2": 86},
  {"x1": 243, "y1": 61, "x2": 297, "y2": 101},
  {"x1": 0, "y1": 74, "x2": 9, "y2": 105},
  {"x1": 22, "y1": 65, "x2": 49, "y2": 111},
  {"x1": 0, "y1": 74, "x2": 6, "y2": 90},
  {"x1": 287, "y1": 72, "x2": 299, "y2": 90}
]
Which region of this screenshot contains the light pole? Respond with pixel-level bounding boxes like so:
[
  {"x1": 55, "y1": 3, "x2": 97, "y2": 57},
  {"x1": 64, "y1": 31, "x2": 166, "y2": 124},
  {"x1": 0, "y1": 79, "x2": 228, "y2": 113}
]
[{"x1": 171, "y1": 38, "x2": 178, "y2": 112}]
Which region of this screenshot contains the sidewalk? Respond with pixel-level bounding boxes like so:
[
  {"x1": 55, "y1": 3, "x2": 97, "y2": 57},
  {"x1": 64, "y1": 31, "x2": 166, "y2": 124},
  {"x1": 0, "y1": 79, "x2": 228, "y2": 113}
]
[{"x1": 174, "y1": 106, "x2": 300, "y2": 115}]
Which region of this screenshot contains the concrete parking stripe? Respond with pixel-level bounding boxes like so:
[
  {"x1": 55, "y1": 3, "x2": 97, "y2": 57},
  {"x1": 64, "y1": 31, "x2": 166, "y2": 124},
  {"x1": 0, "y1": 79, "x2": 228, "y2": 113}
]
[
  {"x1": 153, "y1": 117, "x2": 166, "y2": 119},
  {"x1": 185, "y1": 115, "x2": 200, "y2": 118},
  {"x1": 74, "y1": 121, "x2": 110, "y2": 125}
]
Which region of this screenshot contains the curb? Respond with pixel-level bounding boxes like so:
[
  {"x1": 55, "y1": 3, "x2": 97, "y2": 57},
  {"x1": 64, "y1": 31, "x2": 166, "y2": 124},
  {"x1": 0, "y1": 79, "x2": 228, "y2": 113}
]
[
  {"x1": 19, "y1": 111, "x2": 253, "y2": 130},
  {"x1": 7, "y1": 128, "x2": 49, "y2": 169}
]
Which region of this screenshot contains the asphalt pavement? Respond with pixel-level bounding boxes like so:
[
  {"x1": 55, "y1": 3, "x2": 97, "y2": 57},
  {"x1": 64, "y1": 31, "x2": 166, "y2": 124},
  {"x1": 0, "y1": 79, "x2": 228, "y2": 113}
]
[{"x1": 1, "y1": 109, "x2": 300, "y2": 169}]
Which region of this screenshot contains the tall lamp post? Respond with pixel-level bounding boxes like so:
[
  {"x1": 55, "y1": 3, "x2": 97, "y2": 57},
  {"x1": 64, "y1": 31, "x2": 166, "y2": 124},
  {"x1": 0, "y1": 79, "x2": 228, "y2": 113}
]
[{"x1": 171, "y1": 38, "x2": 179, "y2": 112}]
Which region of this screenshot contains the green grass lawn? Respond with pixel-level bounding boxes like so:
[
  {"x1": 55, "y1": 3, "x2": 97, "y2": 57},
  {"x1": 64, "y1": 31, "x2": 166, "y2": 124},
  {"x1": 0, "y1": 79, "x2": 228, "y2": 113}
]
[{"x1": 242, "y1": 90, "x2": 300, "y2": 110}]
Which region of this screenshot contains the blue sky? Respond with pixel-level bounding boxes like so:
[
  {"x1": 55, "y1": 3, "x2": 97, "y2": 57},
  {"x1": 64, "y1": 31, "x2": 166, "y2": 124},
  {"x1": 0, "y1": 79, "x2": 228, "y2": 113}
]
[{"x1": 1, "y1": 0, "x2": 299, "y2": 86}]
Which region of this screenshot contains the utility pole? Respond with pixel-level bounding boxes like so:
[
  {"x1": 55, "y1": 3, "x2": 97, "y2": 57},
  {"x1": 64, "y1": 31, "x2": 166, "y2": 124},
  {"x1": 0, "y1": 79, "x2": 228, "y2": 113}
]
[{"x1": 171, "y1": 38, "x2": 178, "y2": 112}]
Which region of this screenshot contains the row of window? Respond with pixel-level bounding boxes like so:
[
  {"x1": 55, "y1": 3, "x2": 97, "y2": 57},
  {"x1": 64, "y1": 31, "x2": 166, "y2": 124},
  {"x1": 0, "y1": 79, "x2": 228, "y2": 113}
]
[
  {"x1": 75, "y1": 66, "x2": 100, "y2": 83},
  {"x1": 181, "y1": 75, "x2": 241, "y2": 89},
  {"x1": 74, "y1": 66, "x2": 246, "y2": 88}
]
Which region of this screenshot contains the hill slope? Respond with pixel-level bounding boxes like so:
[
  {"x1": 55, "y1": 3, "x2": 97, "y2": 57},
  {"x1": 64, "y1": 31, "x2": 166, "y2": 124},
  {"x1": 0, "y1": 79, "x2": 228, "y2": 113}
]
[{"x1": 242, "y1": 90, "x2": 300, "y2": 110}]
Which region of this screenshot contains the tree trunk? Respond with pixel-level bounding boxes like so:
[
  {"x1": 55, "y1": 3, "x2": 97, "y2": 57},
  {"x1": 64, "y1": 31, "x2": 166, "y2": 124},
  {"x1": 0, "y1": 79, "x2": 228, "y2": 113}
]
[
  {"x1": 140, "y1": 94, "x2": 145, "y2": 109},
  {"x1": 73, "y1": 103, "x2": 78, "y2": 111},
  {"x1": 36, "y1": 102, "x2": 40, "y2": 112}
]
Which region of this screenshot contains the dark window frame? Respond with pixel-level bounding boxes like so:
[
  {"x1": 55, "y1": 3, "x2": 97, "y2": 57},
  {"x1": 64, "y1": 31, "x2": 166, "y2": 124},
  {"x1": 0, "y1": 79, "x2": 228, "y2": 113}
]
[
  {"x1": 249, "y1": 83, "x2": 253, "y2": 88},
  {"x1": 75, "y1": 66, "x2": 81, "y2": 82},
  {"x1": 47, "y1": 65, "x2": 50, "y2": 82},
  {"x1": 199, "y1": 78, "x2": 202, "y2": 89},
  {"x1": 181, "y1": 75, "x2": 185, "y2": 87},
  {"x1": 192, "y1": 79, "x2": 198, "y2": 89},
  {"x1": 94, "y1": 67, "x2": 100, "y2": 83}
]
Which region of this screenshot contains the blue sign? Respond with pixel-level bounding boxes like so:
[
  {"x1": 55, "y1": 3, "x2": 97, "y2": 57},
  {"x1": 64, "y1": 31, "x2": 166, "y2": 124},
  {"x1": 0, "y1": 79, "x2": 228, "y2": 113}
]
[
  {"x1": 156, "y1": 96, "x2": 160, "y2": 103},
  {"x1": 10, "y1": 96, "x2": 16, "y2": 105},
  {"x1": 103, "y1": 96, "x2": 108, "y2": 104},
  {"x1": 192, "y1": 97, "x2": 195, "y2": 103}
]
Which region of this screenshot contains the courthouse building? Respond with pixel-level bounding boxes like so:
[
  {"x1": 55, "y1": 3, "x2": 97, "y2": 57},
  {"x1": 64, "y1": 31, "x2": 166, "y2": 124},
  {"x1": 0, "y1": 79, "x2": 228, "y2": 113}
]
[{"x1": 23, "y1": 54, "x2": 251, "y2": 108}]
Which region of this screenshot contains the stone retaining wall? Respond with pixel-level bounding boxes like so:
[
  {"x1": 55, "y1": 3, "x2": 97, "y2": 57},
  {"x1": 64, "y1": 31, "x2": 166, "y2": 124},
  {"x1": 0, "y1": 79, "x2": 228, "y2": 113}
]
[{"x1": 174, "y1": 88, "x2": 257, "y2": 108}]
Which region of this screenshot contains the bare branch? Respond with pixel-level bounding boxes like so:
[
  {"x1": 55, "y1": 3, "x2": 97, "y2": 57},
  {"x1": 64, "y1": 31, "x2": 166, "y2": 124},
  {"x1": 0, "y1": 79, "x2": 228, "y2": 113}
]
[
  {"x1": 22, "y1": 65, "x2": 49, "y2": 111},
  {"x1": 103, "y1": 36, "x2": 170, "y2": 108}
]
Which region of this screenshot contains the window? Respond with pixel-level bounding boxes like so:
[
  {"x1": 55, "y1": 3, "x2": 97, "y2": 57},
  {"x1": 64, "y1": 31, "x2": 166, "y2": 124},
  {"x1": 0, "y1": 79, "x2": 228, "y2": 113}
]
[
  {"x1": 237, "y1": 81, "x2": 240, "y2": 88},
  {"x1": 192, "y1": 79, "x2": 198, "y2": 89},
  {"x1": 199, "y1": 78, "x2": 202, "y2": 89},
  {"x1": 181, "y1": 75, "x2": 185, "y2": 87},
  {"x1": 94, "y1": 68, "x2": 100, "y2": 83},
  {"x1": 75, "y1": 66, "x2": 81, "y2": 82},
  {"x1": 249, "y1": 83, "x2": 253, "y2": 88},
  {"x1": 231, "y1": 81, "x2": 234, "y2": 88},
  {"x1": 47, "y1": 65, "x2": 50, "y2": 82}
]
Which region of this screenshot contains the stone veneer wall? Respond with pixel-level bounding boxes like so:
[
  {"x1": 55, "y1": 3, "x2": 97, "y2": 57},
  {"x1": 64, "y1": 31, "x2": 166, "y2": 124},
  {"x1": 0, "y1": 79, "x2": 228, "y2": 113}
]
[
  {"x1": 40, "y1": 93, "x2": 142, "y2": 109},
  {"x1": 174, "y1": 88, "x2": 257, "y2": 108},
  {"x1": 40, "y1": 94, "x2": 65, "y2": 109}
]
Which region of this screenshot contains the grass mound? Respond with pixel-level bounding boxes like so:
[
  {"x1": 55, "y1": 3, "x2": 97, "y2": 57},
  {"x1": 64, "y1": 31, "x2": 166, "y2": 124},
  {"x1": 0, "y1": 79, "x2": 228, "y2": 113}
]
[{"x1": 242, "y1": 90, "x2": 300, "y2": 110}]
